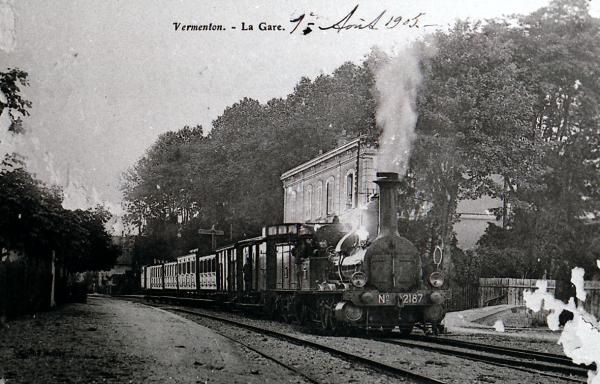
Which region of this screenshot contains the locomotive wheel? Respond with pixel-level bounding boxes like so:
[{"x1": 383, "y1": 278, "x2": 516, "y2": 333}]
[
  {"x1": 319, "y1": 305, "x2": 330, "y2": 333},
  {"x1": 319, "y1": 304, "x2": 335, "y2": 334},
  {"x1": 329, "y1": 313, "x2": 338, "y2": 334},
  {"x1": 295, "y1": 302, "x2": 310, "y2": 325},
  {"x1": 398, "y1": 325, "x2": 414, "y2": 336}
]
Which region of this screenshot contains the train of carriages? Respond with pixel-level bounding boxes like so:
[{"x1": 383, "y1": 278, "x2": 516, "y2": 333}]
[{"x1": 140, "y1": 172, "x2": 449, "y2": 334}]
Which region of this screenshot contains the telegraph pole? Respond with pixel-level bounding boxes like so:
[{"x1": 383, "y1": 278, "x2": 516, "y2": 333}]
[{"x1": 198, "y1": 225, "x2": 225, "y2": 250}]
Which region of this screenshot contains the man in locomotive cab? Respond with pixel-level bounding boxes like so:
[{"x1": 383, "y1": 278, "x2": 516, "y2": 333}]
[{"x1": 313, "y1": 218, "x2": 348, "y2": 251}]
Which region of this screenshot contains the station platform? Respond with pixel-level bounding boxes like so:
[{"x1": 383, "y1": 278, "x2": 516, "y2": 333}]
[
  {"x1": 444, "y1": 305, "x2": 560, "y2": 341},
  {"x1": 0, "y1": 296, "x2": 297, "y2": 383}
]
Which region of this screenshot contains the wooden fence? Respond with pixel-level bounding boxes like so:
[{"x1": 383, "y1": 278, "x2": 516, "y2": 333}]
[
  {"x1": 582, "y1": 281, "x2": 600, "y2": 318},
  {"x1": 445, "y1": 282, "x2": 479, "y2": 312},
  {"x1": 478, "y1": 278, "x2": 557, "y2": 307},
  {"x1": 0, "y1": 256, "x2": 53, "y2": 317},
  {"x1": 446, "y1": 278, "x2": 600, "y2": 320}
]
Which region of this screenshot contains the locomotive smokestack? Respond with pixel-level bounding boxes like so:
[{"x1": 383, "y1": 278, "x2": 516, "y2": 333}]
[{"x1": 374, "y1": 172, "x2": 401, "y2": 237}]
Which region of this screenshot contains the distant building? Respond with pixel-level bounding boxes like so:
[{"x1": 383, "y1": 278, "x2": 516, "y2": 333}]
[
  {"x1": 281, "y1": 138, "x2": 378, "y2": 225},
  {"x1": 94, "y1": 236, "x2": 134, "y2": 293},
  {"x1": 280, "y1": 138, "x2": 501, "y2": 250}
]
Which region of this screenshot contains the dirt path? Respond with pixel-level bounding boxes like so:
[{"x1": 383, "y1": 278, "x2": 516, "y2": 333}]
[{"x1": 0, "y1": 296, "x2": 307, "y2": 383}]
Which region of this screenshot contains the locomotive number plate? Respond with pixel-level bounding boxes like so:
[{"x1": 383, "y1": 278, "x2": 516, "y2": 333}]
[
  {"x1": 378, "y1": 294, "x2": 391, "y2": 304},
  {"x1": 377, "y1": 293, "x2": 424, "y2": 304},
  {"x1": 399, "y1": 293, "x2": 424, "y2": 304}
]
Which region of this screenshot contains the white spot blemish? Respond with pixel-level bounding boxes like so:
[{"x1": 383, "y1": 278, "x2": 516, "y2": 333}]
[
  {"x1": 571, "y1": 267, "x2": 587, "y2": 302},
  {"x1": 525, "y1": 269, "x2": 600, "y2": 383},
  {"x1": 493, "y1": 319, "x2": 505, "y2": 332}
]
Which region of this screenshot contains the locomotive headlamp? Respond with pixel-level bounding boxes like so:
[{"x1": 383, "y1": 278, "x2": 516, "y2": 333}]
[
  {"x1": 335, "y1": 302, "x2": 363, "y2": 322},
  {"x1": 351, "y1": 271, "x2": 367, "y2": 288},
  {"x1": 429, "y1": 271, "x2": 444, "y2": 288},
  {"x1": 360, "y1": 291, "x2": 375, "y2": 304},
  {"x1": 430, "y1": 291, "x2": 444, "y2": 304}
]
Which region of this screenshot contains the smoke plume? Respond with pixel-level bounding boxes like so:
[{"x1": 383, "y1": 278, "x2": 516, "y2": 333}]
[{"x1": 373, "y1": 43, "x2": 430, "y2": 177}]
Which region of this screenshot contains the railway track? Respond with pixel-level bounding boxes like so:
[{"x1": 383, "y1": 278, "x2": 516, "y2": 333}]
[
  {"x1": 408, "y1": 335, "x2": 585, "y2": 368},
  {"x1": 187, "y1": 318, "x2": 322, "y2": 384},
  {"x1": 375, "y1": 335, "x2": 588, "y2": 383},
  {"x1": 165, "y1": 306, "x2": 447, "y2": 384},
  {"x1": 120, "y1": 295, "x2": 587, "y2": 382}
]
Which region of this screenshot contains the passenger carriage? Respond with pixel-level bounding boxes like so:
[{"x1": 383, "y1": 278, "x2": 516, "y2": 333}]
[
  {"x1": 198, "y1": 254, "x2": 217, "y2": 290},
  {"x1": 164, "y1": 261, "x2": 178, "y2": 290},
  {"x1": 148, "y1": 264, "x2": 164, "y2": 290},
  {"x1": 177, "y1": 253, "x2": 197, "y2": 290}
]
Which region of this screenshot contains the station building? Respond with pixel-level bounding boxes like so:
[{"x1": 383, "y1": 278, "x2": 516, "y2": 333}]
[{"x1": 280, "y1": 138, "x2": 501, "y2": 250}]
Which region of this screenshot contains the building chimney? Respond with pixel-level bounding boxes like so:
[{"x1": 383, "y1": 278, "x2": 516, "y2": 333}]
[{"x1": 374, "y1": 172, "x2": 400, "y2": 237}]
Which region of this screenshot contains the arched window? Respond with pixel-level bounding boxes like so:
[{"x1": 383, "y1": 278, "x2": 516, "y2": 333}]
[
  {"x1": 296, "y1": 186, "x2": 303, "y2": 222},
  {"x1": 289, "y1": 191, "x2": 296, "y2": 222},
  {"x1": 305, "y1": 185, "x2": 313, "y2": 222},
  {"x1": 346, "y1": 171, "x2": 355, "y2": 209},
  {"x1": 315, "y1": 181, "x2": 322, "y2": 219},
  {"x1": 326, "y1": 177, "x2": 335, "y2": 216}
]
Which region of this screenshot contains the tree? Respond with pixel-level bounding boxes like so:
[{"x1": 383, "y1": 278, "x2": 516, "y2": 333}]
[
  {"x1": 396, "y1": 21, "x2": 541, "y2": 280},
  {"x1": 122, "y1": 62, "x2": 379, "y2": 262},
  {"x1": 475, "y1": 0, "x2": 600, "y2": 279},
  {"x1": 1, "y1": 68, "x2": 118, "y2": 272},
  {"x1": 0, "y1": 68, "x2": 31, "y2": 133}
]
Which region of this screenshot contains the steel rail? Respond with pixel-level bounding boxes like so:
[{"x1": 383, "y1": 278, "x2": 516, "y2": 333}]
[
  {"x1": 167, "y1": 307, "x2": 448, "y2": 384},
  {"x1": 376, "y1": 338, "x2": 587, "y2": 383},
  {"x1": 200, "y1": 323, "x2": 322, "y2": 384},
  {"x1": 408, "y1": 334, "x2": 586, "y2": 368},
  {"x1": 118, "y1": 296, "x2": 320, "y2": 382}
]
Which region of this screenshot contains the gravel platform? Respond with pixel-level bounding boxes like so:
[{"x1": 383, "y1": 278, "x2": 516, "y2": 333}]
[{"x1": 0, "y1": 296, "x2": 309, "y2": 383}]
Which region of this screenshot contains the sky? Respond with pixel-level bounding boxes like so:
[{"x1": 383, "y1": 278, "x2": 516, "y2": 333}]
[{"x1": 1, "y1": 0, "x2": 599, "y2": 211}]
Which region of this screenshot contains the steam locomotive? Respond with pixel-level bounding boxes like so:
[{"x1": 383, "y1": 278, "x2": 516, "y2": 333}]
[{"x1": 140, "y1": 172, "x2": 448, "y2": 334}]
